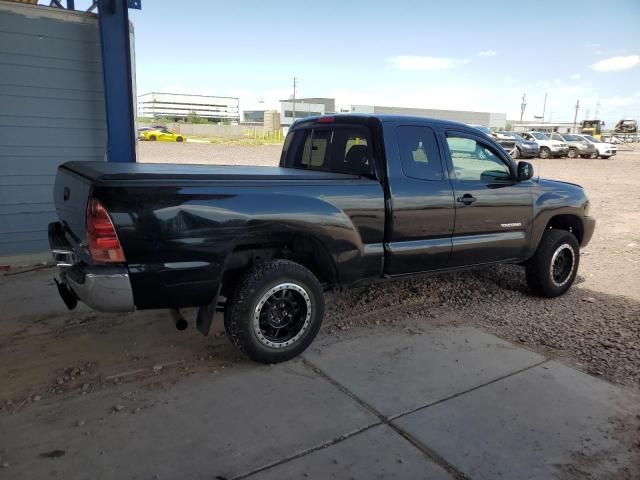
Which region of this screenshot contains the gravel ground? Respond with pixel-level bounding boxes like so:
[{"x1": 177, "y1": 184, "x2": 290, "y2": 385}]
[{"x1": 139, "y1": 143, "x2": 640, "y2": 389}]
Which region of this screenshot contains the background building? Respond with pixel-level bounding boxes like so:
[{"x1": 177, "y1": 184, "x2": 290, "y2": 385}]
[
  {"x1": 138, "y1": 92, "x2": 240, "y2": 123},
  {"x1": 242, "y1": 110, "x2": 265, "y2": 123},
  {"x1": 349, "y1": 105, "x2": 506, "y2": 129},
  {"x1": 279, "y1": 100, "x2": 326, "y2": 126}
]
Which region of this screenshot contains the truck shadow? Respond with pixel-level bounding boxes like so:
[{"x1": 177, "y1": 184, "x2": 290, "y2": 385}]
[{"x1": 0, "y1": 264, "x2": 638, "y2": 409}]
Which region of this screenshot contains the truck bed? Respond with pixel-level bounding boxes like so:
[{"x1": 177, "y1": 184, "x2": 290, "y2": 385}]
[{"x1": 61, "y1": 161, "x2": 364, "y2": 186}]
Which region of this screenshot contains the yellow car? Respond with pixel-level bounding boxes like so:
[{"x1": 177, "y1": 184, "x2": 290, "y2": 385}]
[{"x1": 139, "y1": 128, "x2": 185, "y2": 142}]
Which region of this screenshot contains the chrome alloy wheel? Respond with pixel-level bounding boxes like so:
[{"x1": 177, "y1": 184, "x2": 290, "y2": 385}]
[
  {"x1": 253, "y1": 283, "x2": 312, "y2": 348},
  {"x1": 550, "y1": 243, "x2": 575, "y2": 287}
]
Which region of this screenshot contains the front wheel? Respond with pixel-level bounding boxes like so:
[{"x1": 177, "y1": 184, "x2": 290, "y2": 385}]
[
  {"x1": 224, "y1": 260, "x2": 324, "y2": 363},
  {"x1": 567, "y1": 148, "x2": 577, "y2": 159},
  {"x1": 526, "y1": 229, "x2": 580, "y2": 297},
  {"x1": 539, "y1": 147, "x2": 551, "y2": 159},
  {"x1": 511, "y1": 147, "x2": 520, "y2": 159},
  {"x1": 176, "y1": 136, "x2": 184, "y2": 142}
]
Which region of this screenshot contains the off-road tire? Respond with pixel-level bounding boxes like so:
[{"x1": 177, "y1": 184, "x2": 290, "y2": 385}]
[
  {"x1": 539, "y1": 147, "x2": 551, "y2": 159},
  {"x1": 224, "y1": 260, "x2": 324, "y2": 363},
  {"x1": 526, "y1": 229, "x2": 580, "y2": 298}
]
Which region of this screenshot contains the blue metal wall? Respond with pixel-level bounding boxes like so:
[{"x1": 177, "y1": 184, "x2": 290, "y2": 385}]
[{"x1": 0, "y1": 4, "x2": 106, "y2": 256}]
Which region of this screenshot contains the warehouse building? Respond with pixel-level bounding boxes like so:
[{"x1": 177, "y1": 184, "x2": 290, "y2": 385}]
[
  {"x1": 138, "y1": 92, "x2": 240, "y2": 123},
  {"x1": 349, "y1": 105, "x2": 506, "y2": 129}
]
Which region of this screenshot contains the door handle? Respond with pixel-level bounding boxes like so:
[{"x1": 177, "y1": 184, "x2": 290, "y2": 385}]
[{"x1": 456, "y1": 194, "x2": 477, "y2": 206}]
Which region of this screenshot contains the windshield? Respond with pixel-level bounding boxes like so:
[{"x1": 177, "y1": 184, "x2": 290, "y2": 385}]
[
  {"x1": 583, "y1": 135, "x2": 600, "y2": 143},
  {"x1": 531, "y1": 132, "x2": 549, "y2": 140},
  {"x1": 564, "y1": 134, "x2": 581, "y2": 141}
]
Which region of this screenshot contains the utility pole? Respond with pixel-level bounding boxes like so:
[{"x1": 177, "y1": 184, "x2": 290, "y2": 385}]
[
  {"x1": 573, "y1": 99, "x2": 580, "y2": 133},
  {"x1": 520, "y1": 93, "x2": 527, "y2": 122},
  {"x1": 291, "y1": 76, "x2": 298, "y2": 123},
  {"x1": 594, "y1": 100, "x2": 600, "y2": 119},
  {"x1": 541, "y1": 92, "x2": 548, "y2": 125}
]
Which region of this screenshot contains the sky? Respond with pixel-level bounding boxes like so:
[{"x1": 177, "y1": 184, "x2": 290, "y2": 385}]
[{"x1": 122, "y1": 0, "x2": 640, "y2": 126}]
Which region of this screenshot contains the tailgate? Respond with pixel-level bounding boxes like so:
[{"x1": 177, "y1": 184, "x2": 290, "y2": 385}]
[{"x1": 52, "y1": 164, "x2": 93, "y2": 255}]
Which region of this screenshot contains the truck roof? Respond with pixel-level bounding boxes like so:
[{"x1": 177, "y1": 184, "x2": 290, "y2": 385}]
[{"x1": 293, "y1": 113, "x2": 474, "y2": 130}]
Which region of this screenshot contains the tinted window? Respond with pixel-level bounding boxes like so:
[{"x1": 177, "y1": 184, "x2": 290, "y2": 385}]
[
  {"x1": 330, "y1": 127, "x2": 373, "y2": 176},
  {"x1": 280, "y1": 126, "x2": 373, "y2": 176},
  {"x1": 397, "y1": 126, "x2": 443, "y2": 181},
  {"x1": 447, "y1": 135, "x2": 511, "y2": 182}
]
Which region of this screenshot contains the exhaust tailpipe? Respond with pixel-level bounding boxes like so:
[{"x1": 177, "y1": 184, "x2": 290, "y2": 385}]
[{"x1": 170, "y1": 309, "x2": 188, "y2": 331}]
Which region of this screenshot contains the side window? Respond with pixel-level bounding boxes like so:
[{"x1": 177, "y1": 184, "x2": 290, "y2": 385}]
[
  {"x1": 446, "y1": 135, "x2": 511, "y2": 182},
  {"x1": 330, "y1": 127, "x2": 373, "y2": 176},
  {"x1": 397, "y1": 126, "x2": 443, "y2": 181},
  {"x1": 280, "y1": 128, "x2": 330, "y2": 170}
]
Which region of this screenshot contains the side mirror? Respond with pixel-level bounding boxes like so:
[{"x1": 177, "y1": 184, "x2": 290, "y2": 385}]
[{"x1": 517, "y1": 161, "x2": 534, "y2": 181}]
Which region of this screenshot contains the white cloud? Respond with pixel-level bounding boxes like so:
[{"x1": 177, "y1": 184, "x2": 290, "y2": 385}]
[
  {"x1": 477, "y1": 50, "x2": 497, "y2": 57},
  {"x1": 389, "y1": 56, "x2": 458, "y2": 71},
  {"x1": 591, "y1": 55, "x2": 640, "y2": 72},
  {"x1": 504, "y1": 76, "x2": 516, "y2": 85},
  {"x1": 570, "y1": 73, "x2": 581, "y2": 80}
]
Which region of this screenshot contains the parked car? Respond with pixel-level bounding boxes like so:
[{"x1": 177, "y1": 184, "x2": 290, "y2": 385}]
[
  {"x1": 468, "y1": 124, "x2": 517, "y2": 154},
  {"x1": 575, "y1": 134, "x2": 617, "y2": 159},
  {"x1": 139, "y1": 128, "x2": 185, "y2": 142},
  {"x1": 520, "y1": 132, "x2": 568, "y2": 159},
  {"x1": 49, "y1": 114, "x2": 595, "y2": 363},
  {"x1": 549, "y1": 133, "x2": 597, "y2": 159},
  {"x1": 496, "y1": 132, "x2": 539, "y2": 159}
]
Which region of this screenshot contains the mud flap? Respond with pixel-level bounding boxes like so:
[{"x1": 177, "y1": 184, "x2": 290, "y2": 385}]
[{"x1": 196, "y1": 284, "x2": 222, "y2": 336}]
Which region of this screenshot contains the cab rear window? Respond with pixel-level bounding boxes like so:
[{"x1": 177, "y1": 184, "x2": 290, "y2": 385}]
[{"x1": 280, "y1": 126, "x2": 374, "y2": 177}]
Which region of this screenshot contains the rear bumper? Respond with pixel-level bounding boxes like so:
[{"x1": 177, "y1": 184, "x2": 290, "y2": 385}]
[
  {"x1": 48, "y1": 222, "x2": 135, "y2": 312},
  {"x1": 61, "y1": 267, "x2": 135, "y2": 312}
]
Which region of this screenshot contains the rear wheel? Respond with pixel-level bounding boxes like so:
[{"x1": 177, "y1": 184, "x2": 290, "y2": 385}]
[
  {"x1": 176, "y1": 136, "x2": 184, "y2": 142},
  {"x1": 511, "y1": 147, "x2": 520, "y2": 159},
  {"x1": 539, "y1": 147, "x2": 551, "y2": 159},
  {"x1": 526, "y1": 229, "x2": 580, "y2": 298},
  {"x1": 224, "y1": 260, "x2": 324, "y2": 363},
  {"x1": 149, "y1": 135, "x2": 157, "y2": 141}
]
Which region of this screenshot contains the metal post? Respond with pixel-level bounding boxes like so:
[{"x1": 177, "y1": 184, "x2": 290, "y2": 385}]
[
  {"x1": 291, "y1": 76, "x2": 297, "y2": 124},
  {"x1": 573, "y1": 100, "x2": 580, "y2": 133},
  {"x1": 97, "y1": 0, "x2": 140, "y2": 163},
  {"x1": 520, "y1": 93, "x2": 526, "y2": 122},
  {"x1": 541, "y1": 92, "x2": 547, "y2": 125}
]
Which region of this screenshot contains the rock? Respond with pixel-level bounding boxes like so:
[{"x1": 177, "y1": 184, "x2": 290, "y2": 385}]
[
  {"x1": 33, "y1": 395, "x2": 41, "y2": 402},
  {"x1": 152, "y1": 364, "x2": 163, "y2": 372},
  {"x1": 113, "y1": 405, "x2": 124, "y2": 412},
  {"x1": 81, "y1": 383, "x2": 90, "y2": 391},
  {"x1": 76, "y1": 420, "x2": 85, "y2": 427},
  {"x1": 1, "y1": 462, "x2": 9, "y2": 468},
  {"x1": 583, "y1": 297, "x2": 597, "y2": 303}
]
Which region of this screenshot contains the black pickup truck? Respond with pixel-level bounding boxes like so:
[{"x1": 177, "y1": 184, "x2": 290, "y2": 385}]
[{"x1": 49, "y1": 115, "x2": 595, "y2": 363}]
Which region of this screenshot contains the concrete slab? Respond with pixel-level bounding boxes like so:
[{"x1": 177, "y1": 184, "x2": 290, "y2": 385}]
[
  {"x1": 394, "y1": 361, "x2": 640, "y2": 480},
  {"x1": 0, "y1": 361, "x2": 378, "y2": 480},
  {"x1": 247, "y1": 424, "x2": 454, "y2": 480},
  {"x1": 304, "y1": 326, "x2": 544, "y2": 417}
]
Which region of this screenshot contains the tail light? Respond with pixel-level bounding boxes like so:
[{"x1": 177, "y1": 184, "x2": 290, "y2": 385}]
[{"x1": 86, "y1": 198, "x2": 125, "y2": 263}]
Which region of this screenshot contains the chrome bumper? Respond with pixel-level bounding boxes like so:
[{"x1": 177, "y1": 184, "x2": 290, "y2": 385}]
[{"x1": 61, "y1": 267, "x2": 135, "y2": 312}]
